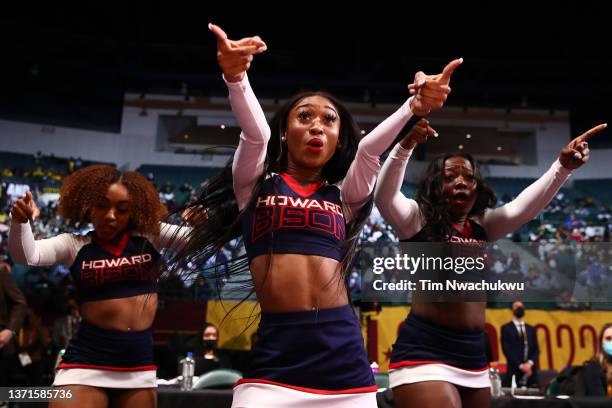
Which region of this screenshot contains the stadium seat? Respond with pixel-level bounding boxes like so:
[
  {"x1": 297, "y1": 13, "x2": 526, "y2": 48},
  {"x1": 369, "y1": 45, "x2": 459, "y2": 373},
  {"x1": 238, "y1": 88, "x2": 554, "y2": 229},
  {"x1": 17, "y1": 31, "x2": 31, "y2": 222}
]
[
  {"x1": 374, "y1": 372, "x2": 389, "y2": 389},
  {"x1": 193, "y1": 369, "x2": 243, "y2": 389}
]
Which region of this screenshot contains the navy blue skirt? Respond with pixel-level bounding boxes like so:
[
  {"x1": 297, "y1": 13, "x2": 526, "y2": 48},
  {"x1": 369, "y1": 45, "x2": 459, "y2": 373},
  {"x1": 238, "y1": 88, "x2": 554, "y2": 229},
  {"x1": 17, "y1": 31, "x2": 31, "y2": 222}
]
[
  {"x1": 389, "y1": 312, "x2": 487, "y2": 371},
  {"x1": 240, "y1": 305, "x2": 376, "y2": 392},
  {"x1": 58, "y1": 320, "x2": 155, "y2": 371}
]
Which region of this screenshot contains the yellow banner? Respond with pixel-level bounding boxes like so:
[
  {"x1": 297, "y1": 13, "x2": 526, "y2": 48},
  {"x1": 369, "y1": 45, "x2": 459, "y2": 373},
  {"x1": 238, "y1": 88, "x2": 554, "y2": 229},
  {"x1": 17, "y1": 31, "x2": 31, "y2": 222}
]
[
  {"x1": 206, "y1": 300, "x2": 261, "y2": 350},
  {"x1": 207, "y1": 301, "x2": 612, "y2": 373},
  {"x1": 372, "y1": 307, "x2": 612, "y2": 372}
]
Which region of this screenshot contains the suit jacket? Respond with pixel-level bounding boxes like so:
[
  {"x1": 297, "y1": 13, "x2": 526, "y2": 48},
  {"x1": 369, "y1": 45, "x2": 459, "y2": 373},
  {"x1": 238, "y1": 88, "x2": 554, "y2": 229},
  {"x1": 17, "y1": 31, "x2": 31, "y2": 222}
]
[
  {"x1": 0, "y1": 264, "x2": 27, "y2": 356},
  {"x1": 501, "y1": 321, "x2": 540, "y2": 386}
]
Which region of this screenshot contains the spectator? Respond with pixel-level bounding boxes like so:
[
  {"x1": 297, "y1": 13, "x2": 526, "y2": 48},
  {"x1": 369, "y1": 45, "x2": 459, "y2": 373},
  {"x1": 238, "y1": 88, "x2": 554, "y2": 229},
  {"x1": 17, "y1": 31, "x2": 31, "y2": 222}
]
[
  {"x1": 15, "y1": 308, "x2": 47, "y2": 385},
  {"x1": 0, "y1": 262, "x2": 27, "y2": 387},
  {"x1": 501, "y1": 301, "x2": 540, "y2": 387},
  {"x1": 193, "y1": 323, "x2": 231, "y2": 376},
  {"x1": 348, "y1": 267, "x2": 362, "y2": 296},
  {"x1": 191, "y1": 275, "x2": 214, "y2": 301},
  {"x1": 581, "y1": 323, "x2": 612, "y2": 396}
]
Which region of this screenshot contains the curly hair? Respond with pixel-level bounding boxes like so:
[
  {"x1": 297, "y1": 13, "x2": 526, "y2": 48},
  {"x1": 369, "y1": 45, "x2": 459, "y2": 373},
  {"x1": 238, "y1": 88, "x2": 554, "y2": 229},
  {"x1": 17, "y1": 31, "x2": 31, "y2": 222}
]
[
  {"x1": 59, "y1": 165, "x2": 167, "y2": 236},
  {"x1": 416, "y1": 152, "x2": 497, "y2": 241}
]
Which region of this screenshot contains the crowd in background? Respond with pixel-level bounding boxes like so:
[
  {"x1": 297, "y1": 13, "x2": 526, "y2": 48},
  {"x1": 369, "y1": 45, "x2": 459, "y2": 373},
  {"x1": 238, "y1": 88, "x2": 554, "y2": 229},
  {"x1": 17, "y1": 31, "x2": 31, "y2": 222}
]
[{"x1": 1, "y1": 154, "x2": 611, "y2": 392}]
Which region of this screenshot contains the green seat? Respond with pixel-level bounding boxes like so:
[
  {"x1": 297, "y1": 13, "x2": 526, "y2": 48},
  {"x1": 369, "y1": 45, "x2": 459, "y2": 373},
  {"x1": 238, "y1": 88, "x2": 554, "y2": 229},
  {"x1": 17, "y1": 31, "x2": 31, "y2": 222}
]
[
  {"x1": 374, "y1": 373, "x2": 389, "y2": 389},
  {"x1": 545, "y1": 377, "x2": 560, "y2": 396},
  {"x1": 193, "y1": 369, "x2": 243, "y2": 389}
]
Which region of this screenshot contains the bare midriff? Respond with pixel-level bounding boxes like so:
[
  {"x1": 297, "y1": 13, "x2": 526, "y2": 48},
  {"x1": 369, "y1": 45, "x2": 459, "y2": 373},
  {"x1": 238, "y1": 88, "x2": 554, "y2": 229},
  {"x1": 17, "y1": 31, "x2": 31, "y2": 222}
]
[
  {"x1": 250, "y1": 253, "x2": 347, "y2": 312},
  {"x1": 80, "y1": 293, "x2": 158, "y2": 332}
]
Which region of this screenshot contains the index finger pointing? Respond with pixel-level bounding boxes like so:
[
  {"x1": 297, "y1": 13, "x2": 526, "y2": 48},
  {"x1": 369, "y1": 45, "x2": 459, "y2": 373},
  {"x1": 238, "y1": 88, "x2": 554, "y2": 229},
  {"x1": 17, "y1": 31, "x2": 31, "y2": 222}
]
[
  {"x1": 439, "y1": 58, "x2": 463, "y2": 84},
  {"x1": 209, "y1": 23, "x2": 230, "y2": 50},
  {"x1": 577, "y1": 123, "x2": 607, "y2": 143}
]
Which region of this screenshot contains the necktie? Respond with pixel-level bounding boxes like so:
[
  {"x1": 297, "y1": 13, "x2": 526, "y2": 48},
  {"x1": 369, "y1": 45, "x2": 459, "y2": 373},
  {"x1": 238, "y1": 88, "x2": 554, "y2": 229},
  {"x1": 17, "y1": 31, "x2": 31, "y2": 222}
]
[{"x1": 520, "y1": 323, "x2": 528, "y2": 361}]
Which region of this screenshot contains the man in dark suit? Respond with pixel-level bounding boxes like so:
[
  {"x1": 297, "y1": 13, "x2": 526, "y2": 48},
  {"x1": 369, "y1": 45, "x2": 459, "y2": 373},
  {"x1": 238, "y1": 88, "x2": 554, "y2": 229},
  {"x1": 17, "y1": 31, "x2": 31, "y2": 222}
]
[
  {"x1": 0, "y1": 262, "x2": 27, "y2": 387},
  {"x1": 501, "y1": 300, "x2": 540, "y2": 387}
]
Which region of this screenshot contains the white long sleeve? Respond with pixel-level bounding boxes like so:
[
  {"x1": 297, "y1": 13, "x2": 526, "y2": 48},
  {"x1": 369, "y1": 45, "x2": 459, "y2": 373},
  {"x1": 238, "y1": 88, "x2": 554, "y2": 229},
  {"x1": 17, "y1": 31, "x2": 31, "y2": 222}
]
[
  {"x1": 375, "y1": 149, "x2": 572, "y2": 242},
  {"x1": 341, "y1": 98, "x2": 415, "y2": 221},
  {"x1": 148, "y1": 222, "x2": 192, "y2": 253},
  {"x1": 8, "y1": 220, "x2": 83, "y2": 267},
  {"x1": 227, "y1": 74, "x2": 271, "y2": 210},
  {"x1": 9, "y1": 218, "x2": 195, "y2": 267},
  {"x1": 478, "y1": 159, "x2": 572, "y2": 241},
  {"x1": 374, "y1": 143, "x2": 424, "y2": 239}
]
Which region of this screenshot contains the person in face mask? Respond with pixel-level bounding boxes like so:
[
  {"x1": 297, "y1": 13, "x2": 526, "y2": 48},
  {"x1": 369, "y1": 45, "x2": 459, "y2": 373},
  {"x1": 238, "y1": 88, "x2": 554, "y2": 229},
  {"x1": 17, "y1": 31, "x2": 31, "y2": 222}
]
[
  {"x1": 501, "y1": 301, "x2": 540, "y2": 387},
  {"x1": 194, "y1": 323, "x2": 232, "y2": 376},
  {"x1": 581, "y1": 323, "x2": 612, "y2": 396}
]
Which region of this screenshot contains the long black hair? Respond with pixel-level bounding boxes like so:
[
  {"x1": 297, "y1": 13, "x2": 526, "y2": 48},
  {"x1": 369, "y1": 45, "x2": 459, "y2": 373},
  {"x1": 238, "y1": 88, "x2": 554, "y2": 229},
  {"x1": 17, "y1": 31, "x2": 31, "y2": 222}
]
[
  {"x1": 416, "y1": 152, "x2": 496, "y2": 241},
  {"x1": 169, "y1": 91, "x2": 372, "y2": 305}
]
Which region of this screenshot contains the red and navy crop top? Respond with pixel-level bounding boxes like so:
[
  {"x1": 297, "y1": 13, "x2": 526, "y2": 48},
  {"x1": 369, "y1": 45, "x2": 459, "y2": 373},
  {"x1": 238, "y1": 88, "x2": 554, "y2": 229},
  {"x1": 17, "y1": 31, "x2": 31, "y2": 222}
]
[
  {"x1": 401, "y1": 219, "x2": 489, "y2": 243},
  {"x1": 67, "y1": 232, "x2": 161, "y2": 301},
  {"x1": 226, "y1": 74, "x2": 419, "y2": 263},
  {"x1": 241, "y1": 172, "x2": 346, "y2": 262},
  {"x1": 9, "y1": 221, "x2": 190, "y2": 302}
]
